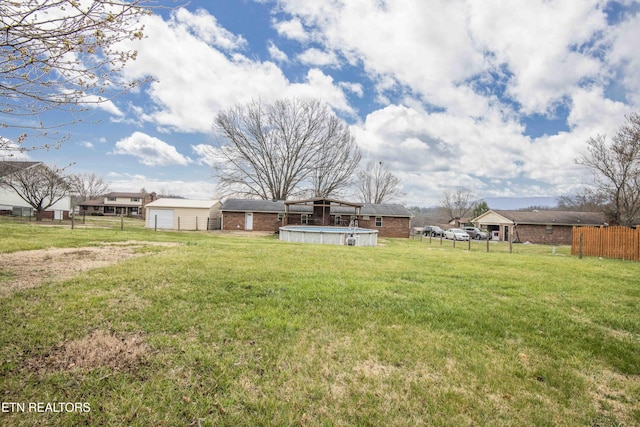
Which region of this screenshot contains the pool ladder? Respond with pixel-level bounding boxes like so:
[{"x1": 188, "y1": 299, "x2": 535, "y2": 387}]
[{"x1": 346, "y1": 219, "x2": 358, "y2": 246}]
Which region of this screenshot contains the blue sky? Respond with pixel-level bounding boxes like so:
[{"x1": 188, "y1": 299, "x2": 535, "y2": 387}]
[{"x1": 2, "y1": 0, "x2": 640, "y2": 207}]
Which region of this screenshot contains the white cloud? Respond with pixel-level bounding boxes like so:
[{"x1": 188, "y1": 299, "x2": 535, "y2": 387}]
[
  {"x1": 78, "y1": 141, "x2": 94, "y2": 149},
  {"x1": 286, "y1": 69, "x2": 355, "y2": 115},
  {"x1": 111, "y1": 132, "x2": 193, "y2": 166},
  {"x1": 273, "y1": 17, "x2": 309, "y2": 41},
  {"x1": 297, "y1": 48, "x2": 338, "y2": 67},
  {"x1": 173, "y1": 8, "x2": 246, "y2": 50},
  {"x1": 468, "y1": 0, "x2": 609, "y2": 114},
  {"x1": 113, "y1": 8, "x2": 354, "y2": 133},
  {"x1": 607, "y1": 12, "x2": 640, "y2": 106},
  {"x1": 106, "y1": 172, "x2": 219, "y2": 199},
  {"x1": 267, "y1": 41, "x2": 288, "y2": 62}
]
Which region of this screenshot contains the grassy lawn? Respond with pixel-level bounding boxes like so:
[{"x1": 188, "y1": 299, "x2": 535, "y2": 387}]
[{"x1": 1, "y1": 220, "x2": 639, "y2": 426}]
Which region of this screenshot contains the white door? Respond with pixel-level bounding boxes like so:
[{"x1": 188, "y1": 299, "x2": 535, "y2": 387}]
[
  {"x1": 245, "y1": 212, "x2": 254, "y2": 230},
  {"x1": 148, "y1": 209, "x2": 174, "y2": 229}
]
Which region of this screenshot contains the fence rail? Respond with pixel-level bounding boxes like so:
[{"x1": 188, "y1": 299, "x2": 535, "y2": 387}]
[{"x1": 572, "y1": 226, "x2": 640, "y2": 261}]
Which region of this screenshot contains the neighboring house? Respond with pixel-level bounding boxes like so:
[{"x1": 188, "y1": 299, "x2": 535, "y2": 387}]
[
  {"x1": 471, "y1": 209, "x2": 608, "y2": 244},
  {"x1": 77, "y1": 192, "x2": 157, "y2": 219},
  {"x1": 220, "y1": 198, "x2": 413, "y2": 238},
  {"x1": 145, "y1": 198, "x2": 221, "y2": 231},
  {"x1": 0, "y1": 161, "x2": 71, "y2": 219}
]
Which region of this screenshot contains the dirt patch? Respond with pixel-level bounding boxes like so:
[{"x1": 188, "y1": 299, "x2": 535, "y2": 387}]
[
  {"x1": 0, "y1": 241, "x2": 179, "y2": 296},
  {"x1": 24, "y1": 329, "x2": 149, "y2": 374}
]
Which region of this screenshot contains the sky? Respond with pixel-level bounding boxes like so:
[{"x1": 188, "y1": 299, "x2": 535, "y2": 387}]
[{"x1": 2, "y1": 0, "x2": 640, "y2": 207}]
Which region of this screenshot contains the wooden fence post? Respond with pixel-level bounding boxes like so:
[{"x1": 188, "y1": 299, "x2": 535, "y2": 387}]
[
  {"x1": 154, "y1": 215, "x2": 157, "y2": 231},
  {"x1": 178, "y1": 217, "x2": 180, "y2": 231},
  {"x1": 579, "y1": 233, "x2": 584, "y2": 259}
]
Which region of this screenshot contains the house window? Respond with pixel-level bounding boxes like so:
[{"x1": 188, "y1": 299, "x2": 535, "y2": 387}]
[
  {"x1": 302, "y1": 214, "x2": 309, "y2": 224},
  {"x1": 107, "y1": 197, "x2": 116, "y2": 202},
  {"x1": 104, "y1": 206, "x2": 115, "y2": 214},
  {"x1": 375, "y1": 216, "x2": 382, "y2": 227},
  {"x1": 93, "y1": 206, "x2": 99, "y2": 211},
  {"x1": 334, "y1": 215, "x2": 341, "y2": 225},
  {"x1": 131, "y1": 197, "x2": 140, "y2": 202},
  {"x1": 545, "y1": 225, "x2": 553, "y2": 234}
]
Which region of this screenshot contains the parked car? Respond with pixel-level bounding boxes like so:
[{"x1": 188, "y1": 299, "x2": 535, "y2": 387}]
[
  {"x1": 463, "y1": 226, "x2": 489, "y2": 240},
  {"x1": 444, "y1": 228, "x2": 470, "y2": 241},
  {"x1": 423, "y1": 225, "x2": 445, "y2": 237}
]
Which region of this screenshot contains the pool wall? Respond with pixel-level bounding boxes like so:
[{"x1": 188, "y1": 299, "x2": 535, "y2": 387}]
[{"x1": 279, "y1": 226, "x2": 378, "y2": 246}]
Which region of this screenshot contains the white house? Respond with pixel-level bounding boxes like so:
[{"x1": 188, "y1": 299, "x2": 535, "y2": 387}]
[{"x1": 0, "y1": 161, "x2": 71, "y2": 219}]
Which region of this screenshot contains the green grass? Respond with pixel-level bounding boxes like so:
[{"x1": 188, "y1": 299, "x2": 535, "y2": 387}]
[{"x1": 1, "y1": 221, "x2": 639, "y2": 426}]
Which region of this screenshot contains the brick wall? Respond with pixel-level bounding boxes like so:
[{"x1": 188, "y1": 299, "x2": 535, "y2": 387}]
[
  {"x1": 223, "y1": 212, "x2": 281, "y2": 232},
  {"x1": 359, "y1": 216, "x2": 410, "y2": 238},
  {"x1": 515, "y1": 224, "x2": 572, "y2": 245},
  {"x1": 223, "y1": 211, "x2": 411, "y2": 237}
]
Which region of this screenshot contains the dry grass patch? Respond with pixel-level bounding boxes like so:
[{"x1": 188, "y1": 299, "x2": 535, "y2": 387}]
[
  {"x1": 587, "y1": 368, "x2": 640, "y2": 425},
  {"x1": 0, "y1": 241, "x2": 180, "y2": 295},
  {"x1": 25, "y1": 329, "x2": 149, "y2": 374}
]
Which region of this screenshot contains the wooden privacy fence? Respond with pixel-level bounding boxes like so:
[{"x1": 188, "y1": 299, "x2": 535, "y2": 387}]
[{"x1": 572, "y1": 226, "x2": 640, "y2": 261}]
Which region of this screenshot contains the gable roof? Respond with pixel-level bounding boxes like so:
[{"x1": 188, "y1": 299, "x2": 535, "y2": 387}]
[
  {"x1": 220, "y1": 198, "x2": 412, "y2": 217},
  {"x1": 0, "y1": 161, "x2": 42, "y2": 178},
  {"x1": 473, "y1": 209, "x2": 607, "y2": 226}
]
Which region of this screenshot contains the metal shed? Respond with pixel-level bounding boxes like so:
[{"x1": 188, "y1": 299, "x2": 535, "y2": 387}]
[{"x1": 145, "y1": 199, "x2": 221, "y2": 230}]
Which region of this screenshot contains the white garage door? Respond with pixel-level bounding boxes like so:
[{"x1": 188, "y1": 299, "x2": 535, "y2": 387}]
[{"x1": 148, "y1": 209, "x2": 174, "y2": 229}]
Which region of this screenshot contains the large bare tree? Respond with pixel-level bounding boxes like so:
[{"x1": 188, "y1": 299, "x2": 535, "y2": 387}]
[
  {"x1": 440, "y1": 189, "x2": 474, "y2": 220},
  {"x1": 356, "y1": 161, "x2": 401, "y2": 203},
  {"x1": 0, "y1": 161, "x2": 69, "y2": 220},
  {"x1": 68, "y1": 172, "x2": 110, "y2": 200},
  {"x1": 211, "y1": 98, "x2": 361, "y2": 200},
  {"x1": 1, "y1": 0, "x2": 152, "y2": 151},
  {"x1": 577, "y1": 113, "x2": 640, "y2": 226}
]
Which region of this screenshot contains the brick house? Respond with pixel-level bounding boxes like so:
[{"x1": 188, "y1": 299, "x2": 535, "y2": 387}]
[
  {"x1": 472, "y1": 209, "x2": 608, "y2": 244},
  {"x1": 220, "y1": 198, "x2": 412, "y2": 238},
  {"x1": 77, "y1": 192, "x2": 157, "y2": 219}
]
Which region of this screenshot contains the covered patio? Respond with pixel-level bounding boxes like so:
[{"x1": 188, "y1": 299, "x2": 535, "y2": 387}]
[{"x1": 283, "y1": 198, "x2": 363, "y2": 226}]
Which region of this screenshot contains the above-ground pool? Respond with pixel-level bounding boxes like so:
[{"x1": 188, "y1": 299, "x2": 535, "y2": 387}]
[{"x1": 279, "y1": 225, "x2": 378, "y2": 246}]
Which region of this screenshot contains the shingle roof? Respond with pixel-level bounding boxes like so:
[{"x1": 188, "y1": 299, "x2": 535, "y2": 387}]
[
  {"x1": 494, "y1": 210, "x2": 607, "y2": 225},
  {"x1": 221, "y1": 199, "x2": 286, "y2": 212}
]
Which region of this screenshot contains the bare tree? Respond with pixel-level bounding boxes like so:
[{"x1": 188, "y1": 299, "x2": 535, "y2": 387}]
[
  {"x1": 557, "y1": 189, "x2": 608, "y2": 212},
  {"x1": 577, "y1": 113, "x2": 640, "y2": 226},
  {"x1": 440, "y1": 189, "x2": 474, "y2": 220},
  {"x1": 211, "y1": 98, "x2": 361, "y2": 200},
  {"x1": 356, "y1": 161, "x2": 401, "y2": 203},
  {"x1": 1, "y1": 0, "x2": 153, "y2": 151},
  {"x1": 68, "y1": 173, "x2": 110, "y2": 200},
  {"x1": 0, "y1": 161, "x2": 69, "y2": 220}
]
